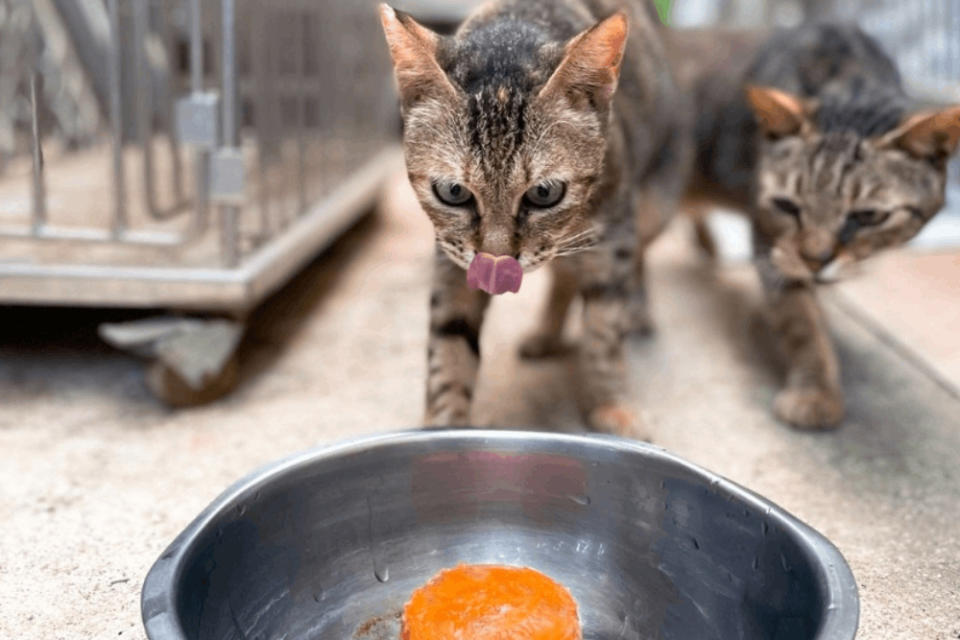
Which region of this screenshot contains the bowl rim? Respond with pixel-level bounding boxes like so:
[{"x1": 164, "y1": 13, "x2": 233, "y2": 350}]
[{"x1": 141, "y1": 429, "x2": 860, "y2": 640}]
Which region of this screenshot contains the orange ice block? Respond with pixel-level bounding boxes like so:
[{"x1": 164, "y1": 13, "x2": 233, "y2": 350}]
[{"x1": 401, "y1": 564, "x2": 581, "y2": 640}]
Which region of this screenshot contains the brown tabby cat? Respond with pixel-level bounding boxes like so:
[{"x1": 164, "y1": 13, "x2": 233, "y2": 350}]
[
  {"x1": 667, "y1": 23, "x2": 960, "y2": 429},
  {"x1": 379, "y1": 0, "x2": 689, "y2": 436}
]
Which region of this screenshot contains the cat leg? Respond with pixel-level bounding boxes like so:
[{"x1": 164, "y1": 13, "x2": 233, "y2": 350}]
[
  {"x1": 757, "y1": 254, "x2": 844, "y2": 430},
  {"x1": 518, "y1": 259, "x2": 578, "y2": 359},
  {"x1": 627, "y1": 249, "x2": 655, "y2": 337},
  {"x1": 424, "y1": 249, "x2": 490, "y2": 427},
  {"x1": 578, "y1": 221, "x2": 647, "y2": 440}
]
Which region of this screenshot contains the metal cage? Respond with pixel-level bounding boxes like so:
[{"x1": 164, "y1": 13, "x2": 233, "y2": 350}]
[{"x1": 0, "y1": 0, "x2": 400, "y2": 312}]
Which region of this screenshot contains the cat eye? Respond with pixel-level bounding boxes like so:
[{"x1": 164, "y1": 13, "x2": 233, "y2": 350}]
[
  {"x1": 772, "y1": 198, "x2": 801, "y2": 218},
  {"x1": 839, "y1": 209, "x2": 891, "y2": 245},
  {"x1": 523, "y1": 181, "x2": 567, "y2": 209},
  {"x1": 848, "y1": 209, "x2": 889, "y2": 227},
  {"x1": 433, "y1": 180, "x2": 474, "y2": 207}
]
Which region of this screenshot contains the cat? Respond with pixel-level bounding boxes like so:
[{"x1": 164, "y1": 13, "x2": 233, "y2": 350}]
[
  {"x1": 666, "y1": 22, "x2": 960, "y2": 429},
  {"x1": 379, "y1": 0, "x2": 690, "y2": 437}
]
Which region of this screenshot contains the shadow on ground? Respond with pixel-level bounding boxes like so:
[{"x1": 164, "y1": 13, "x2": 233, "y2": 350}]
[{"x1": 0, "y1": 211, "x2": 383, "y2": 407}]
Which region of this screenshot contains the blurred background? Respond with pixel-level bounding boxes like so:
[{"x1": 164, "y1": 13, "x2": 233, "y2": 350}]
[{"x1": 1, "y1": 3, "x2": 959, "y2": 639}]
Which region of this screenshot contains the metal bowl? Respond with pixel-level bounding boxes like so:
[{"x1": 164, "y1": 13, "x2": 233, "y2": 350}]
[{"x1": 141, "y1": 431, "x2": 858, "y2": 640}]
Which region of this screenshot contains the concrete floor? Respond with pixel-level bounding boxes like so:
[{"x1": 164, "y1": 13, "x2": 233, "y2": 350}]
[
  {"x1": 2, "y1": 175, "x2": 959, "y2": 639},
  {"x1": 834, "y1": 250, "x2": 960, "y2": 391}
]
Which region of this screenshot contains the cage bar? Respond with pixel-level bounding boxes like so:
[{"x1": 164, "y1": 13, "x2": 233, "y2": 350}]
[{"x1": 29, "y1": 73, "x2": 47, "y2": 231}]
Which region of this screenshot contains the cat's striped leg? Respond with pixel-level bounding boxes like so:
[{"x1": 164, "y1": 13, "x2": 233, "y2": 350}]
[
  {"x1": 756, "y1": 246, "x2": 844, "y2": 430},
  {"x1": 627, "y1": 251, "x2": 655, "y2": 337},
  {"x1": 577, "y1": 226, "x2": 647, "y2": 440},
  {"x1": 768, "y1": 284, "x2": 844, "y2": 430},
  {"x1": 424, "y1": 250, "x2": 489, "y2": 427},
  {"x1": 518, "y1": 259, "x2": 578, "y2": 359}
]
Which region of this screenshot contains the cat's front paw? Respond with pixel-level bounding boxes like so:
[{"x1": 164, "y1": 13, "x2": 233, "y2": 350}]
[
  {"x1": 774, "y1": 387, "x2": 844, "y2": 431},
  {"x1": 587, "y1": 405, "x2": 650, "y2": 441},
  {"x1": 518, "y1": 332, "x2": 572, "y2": 359},
  {"x1": 424, "y1": 405, "x2": 472, "y2": 428}
]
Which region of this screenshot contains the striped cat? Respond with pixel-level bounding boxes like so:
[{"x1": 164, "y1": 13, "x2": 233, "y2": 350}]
[
  {"x1": 379, "y1": 0, "x2": 690, "y2": 437},
  {"x1": 668, "y1": 23, "x2": 960, "y2": 429}
]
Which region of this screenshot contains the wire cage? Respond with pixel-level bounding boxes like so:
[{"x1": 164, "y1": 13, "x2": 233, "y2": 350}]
[{"x1": 0, "y1": 0, "x2": 400, "y2": 312}]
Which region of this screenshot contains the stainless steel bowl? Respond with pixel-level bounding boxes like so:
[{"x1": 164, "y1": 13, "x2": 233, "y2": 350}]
[{"x1": 141, "y1": 431, "x2": 859, "y2": 640}]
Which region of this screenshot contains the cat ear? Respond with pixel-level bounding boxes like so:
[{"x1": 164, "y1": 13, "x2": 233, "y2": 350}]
[
  {"x1": 539, "y1": 11, "x2": 629, "y2": 109},
  {"x1": 879, "y1": 106, "x2": 960, "y2": 161},
  {"x1": 745, "y1": 86, "x2": 808, "y2": 137},
  {"x1": 378, "y1": 4, "x2": 456, "y2": 107}
]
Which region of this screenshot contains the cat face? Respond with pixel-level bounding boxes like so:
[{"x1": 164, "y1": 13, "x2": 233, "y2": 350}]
[
  {"x1": 379, "y1": 5, "x2": 628, "y2": 272},
  {"x1": 748, "y1": 86, "x2": 960, "y2": 279}
]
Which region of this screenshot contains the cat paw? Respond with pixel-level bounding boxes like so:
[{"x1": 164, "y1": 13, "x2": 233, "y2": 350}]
[
  {"x1": 773, "y1": 387, "x2": 844, "y2": 431},
  {"x1": 424, "y1": 405, "x2": 472, "y2": 428},
  {"x1": 518, "y1": 333, "x2": 572, "y2": 359},
  {"x1": 587, "y1": 405, "x2": 650, "y2": 441}
]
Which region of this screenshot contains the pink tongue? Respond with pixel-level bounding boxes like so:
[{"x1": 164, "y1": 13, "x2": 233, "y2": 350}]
[{"x1": 467, "y1": 253, "x2": 523, "y2": 295}]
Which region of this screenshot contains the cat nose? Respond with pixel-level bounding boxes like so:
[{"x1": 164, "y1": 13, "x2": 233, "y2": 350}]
[
  {"x1": 799, "y1": 232, "x2": 837, "y2": 268},
  {"x1": 800, "y1": 246, "x2": 837, "y2": 269},
  {"x1": 479, "y1": 230, "x2": 514, "y2": 258}
]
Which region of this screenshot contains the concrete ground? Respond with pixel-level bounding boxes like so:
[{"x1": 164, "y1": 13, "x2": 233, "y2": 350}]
[{"x1": 1, "y1": 174, "x2": 959, "y2": 639}]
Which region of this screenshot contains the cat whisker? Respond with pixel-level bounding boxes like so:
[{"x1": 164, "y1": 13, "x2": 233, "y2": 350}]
[
  {"x1": 554, "y1": 233, "x2": 600, "y2": 256},
  {"x1": 554, "y1": 246, "x2": 598, "y2": 258},
  {"x1": 555, "y1": 228, "x2": 598, "y2": 245}
]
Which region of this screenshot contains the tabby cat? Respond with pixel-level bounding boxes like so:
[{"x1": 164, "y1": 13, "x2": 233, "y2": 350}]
[
  {"x1": 379, "y1": 0, "x2": 689, "y2": 436},
  {"x1": 668, "y1": 23, "x2": 960, "y2": 429}
]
